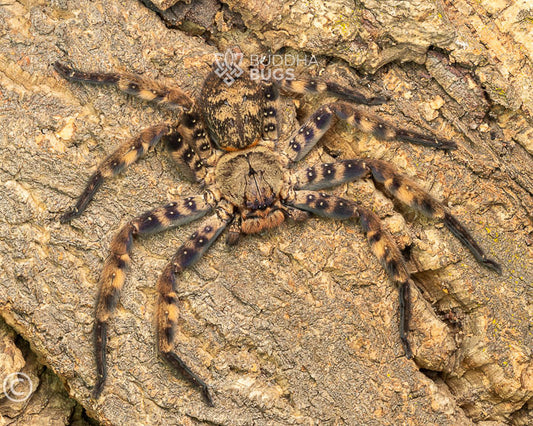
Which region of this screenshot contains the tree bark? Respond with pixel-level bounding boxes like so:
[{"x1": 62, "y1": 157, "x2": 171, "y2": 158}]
[{"x1": 0, "y1": 0, "x2": 531, "y2": 424}]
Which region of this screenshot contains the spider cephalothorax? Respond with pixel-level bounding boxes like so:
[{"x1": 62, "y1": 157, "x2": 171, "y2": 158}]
[
  {"x1": 53, "y1": 51, "x2": 500, "y2": 405},
  {"x1": 214, "y1": 147, "x2": 287, "y2": 236}
]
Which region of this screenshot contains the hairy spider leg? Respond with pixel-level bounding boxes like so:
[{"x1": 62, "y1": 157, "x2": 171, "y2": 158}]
[
  {"x1": 294, "y1": 158, "x2": 501, "y2": 272},
  {"x1": 178, "y1": 111, "x2": 218, "y2": 165},
  {"x1": 157, "y1": 206, "x2": 234, "y2": 406},
  {"x1": 93, "y1": 195, "x2": 214, "y2": 399},
  {"x1": 364, "y1": 159, "x2": 501, "y2": 273},
  {"x1": 282, "y1": 101, "x2": 457, "y2": 162},
  {"x1": 53, "y1": 61, "x2": 194, "y2": 110},
  {"x1": 276, "y1": 75, "x2": 387, "y2": 105},
  {"x1": 293, "y1": 159, "x2": 371, "y2": 190},
  {"x1": 60, "y1": 124, "x2": 170, "y2": 223},
  {"x1": 165, "y1": 128, "x2": 210, "y2": 183},
  {"x1": 261, "y1": 81, "x2": 280, "y2": 141},
  {"x1": 53, "y1": 62, "x2": 203, "y2": 221},
  {"x1": 285, "y1": 190, "x2": 413, "y2": 358}
]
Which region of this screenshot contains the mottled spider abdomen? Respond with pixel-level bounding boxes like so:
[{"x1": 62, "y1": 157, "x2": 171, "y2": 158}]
[{"x1": 200, "y1": 71, "x2": 264, "y2": 151}]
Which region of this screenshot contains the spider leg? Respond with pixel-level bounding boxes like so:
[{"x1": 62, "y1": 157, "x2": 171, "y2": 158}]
[
  {"x1": 365, "y1": 159, "x2": 501, "y2": 273},
  {"x1": 93, "y1": 194, "x2": 214, "y2": 398},
  {"x1": 294, "y1": 159, "x2": 370, "y2": 190},
  {"x1": 283, "y1": 101, "x2": 456, "y2": 163},
  {"x1": 165, "y1": 127, "x2": 210, "y2": 183},
  {"x1": 157, "y1": 205, "x2": 234, "y2": 406},
  {"x1": 261, "y1": 81, "x2": 280, "y2": 141},
  {"x1": 285, "y1": 190, "x2": 413, "y2": 358},
  {"x1": 53, "y1": 61, "x2": 194, "y2": 110},
  {"x1": 292, "y1": 158, "x2": 501, "y2": 272},
  {"x1": 61, "y1": 124, "x2": 170, "y2": 223},
  {"x1": 276, "y1": 76, "x2": 386, "y2": 105},
  {"x1": 177, "y1": 111, "x2": 217, "y2": 164}
]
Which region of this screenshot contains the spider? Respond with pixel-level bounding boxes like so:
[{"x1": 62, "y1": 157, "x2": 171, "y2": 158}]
[{"x1": 53, "y1": 50, "x2": 500, "y2": 406}]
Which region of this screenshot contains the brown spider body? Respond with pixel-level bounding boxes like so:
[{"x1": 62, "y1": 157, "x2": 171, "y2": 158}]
[
  {"x1": 201, "y1": 70, "x2": 265, "y2": 150},
  {"x1": 53, "y1": 55, "x2": 500, "y2": 406},
  {"x1": 214, "y1": 146, "x2": 287, "y2": 235}
]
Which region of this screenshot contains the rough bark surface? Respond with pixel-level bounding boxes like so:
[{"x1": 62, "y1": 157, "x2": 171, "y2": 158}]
[
  {"x1": 0, "y1": 0, "x2": 532, "y2": 425},
  {"x1": 0, "y1": 318, "x2": 93, "y2": 425}
]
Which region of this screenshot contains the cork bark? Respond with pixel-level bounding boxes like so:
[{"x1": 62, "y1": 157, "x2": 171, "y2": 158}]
[{"x1": 0, "y1": 0, "x2": 531, "y2": 425}]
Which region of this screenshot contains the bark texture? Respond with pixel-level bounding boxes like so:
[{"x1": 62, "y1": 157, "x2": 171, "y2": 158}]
[
  {"x1": 0, "y1": 318, "x2": 92, "y2": 425},
  {"x1": 0, "y1": 0, "x2": 532, "y2": 425}
]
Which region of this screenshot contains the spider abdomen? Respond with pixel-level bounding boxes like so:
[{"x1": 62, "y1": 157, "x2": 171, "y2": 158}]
[{"x1": 201, "y1": 72, "x2": 263, "y2": 151}]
